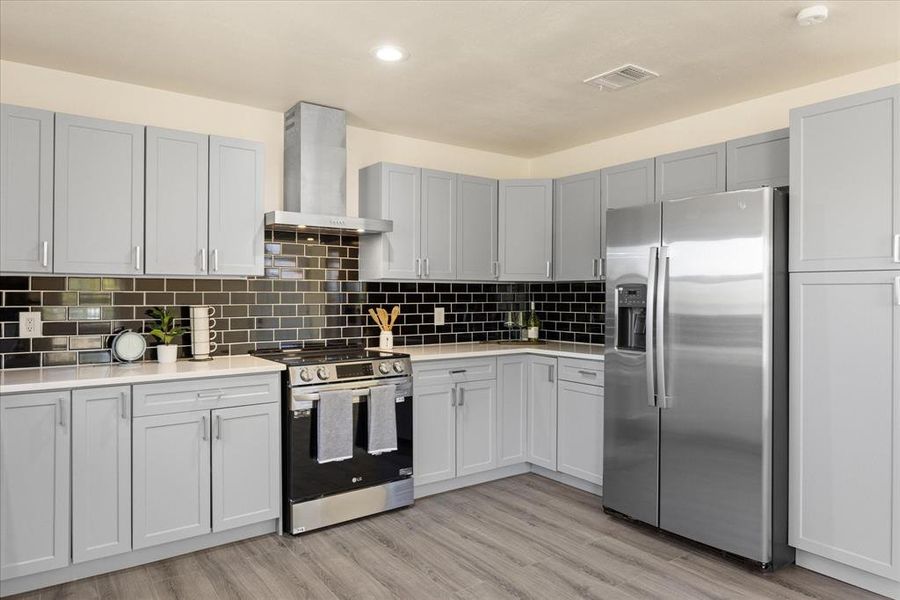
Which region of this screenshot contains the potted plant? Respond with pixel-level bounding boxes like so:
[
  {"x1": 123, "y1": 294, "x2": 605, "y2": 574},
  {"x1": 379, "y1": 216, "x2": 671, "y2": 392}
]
[{"x1": 148, "y1": 307, "x2": 186, "y2": 364}]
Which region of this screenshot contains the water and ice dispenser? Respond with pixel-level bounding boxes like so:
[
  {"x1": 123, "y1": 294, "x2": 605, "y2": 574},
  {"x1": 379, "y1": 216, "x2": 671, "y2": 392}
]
[{"x1": 615, "y1": 284, "x2": 647, "y2": 352}]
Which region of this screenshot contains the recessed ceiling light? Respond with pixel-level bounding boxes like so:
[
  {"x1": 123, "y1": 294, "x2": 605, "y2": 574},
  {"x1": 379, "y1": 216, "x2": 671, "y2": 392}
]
[
  {"x1": 796, "y1": 5, "x2": 828, "y2": 26},
  {"x1": 372, "y1": 45, "x2": 409, "y2": 62}
]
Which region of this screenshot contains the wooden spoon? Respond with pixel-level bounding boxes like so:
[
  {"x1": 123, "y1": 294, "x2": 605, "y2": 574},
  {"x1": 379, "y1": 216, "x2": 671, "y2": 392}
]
[
  {"x1": 377, "y1": 307, "x2": 390, "y2": 331},
  {"x1": 368, "y1": 308, "x2": 384, "y2": 330},
  {"x1": 389, "y1": 306, "x2": 400, "y2": 330}
]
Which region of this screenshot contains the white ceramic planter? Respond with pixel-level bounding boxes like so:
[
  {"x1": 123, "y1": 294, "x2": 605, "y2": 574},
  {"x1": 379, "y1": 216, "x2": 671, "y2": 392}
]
[{"x1": 156, "y1": 345, "x2": 178, "y2": 364}]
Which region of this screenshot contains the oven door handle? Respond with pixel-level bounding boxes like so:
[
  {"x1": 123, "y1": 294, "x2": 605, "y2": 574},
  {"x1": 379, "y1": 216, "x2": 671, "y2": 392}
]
[{"x1": 291, "y1": 388, "x2": 408, "y2": 410}]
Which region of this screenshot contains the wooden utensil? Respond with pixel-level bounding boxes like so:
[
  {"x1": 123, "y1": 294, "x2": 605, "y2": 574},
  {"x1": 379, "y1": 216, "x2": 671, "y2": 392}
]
[
  {"x1": 389, "y1": 306, "x2": 400, "y2": 330},
  {"x1": 377, "y1": 307, "x2": 390, "y2": 331},
  {"x1": 368, "y1": 308, "x2": 384, "y2": 330}
]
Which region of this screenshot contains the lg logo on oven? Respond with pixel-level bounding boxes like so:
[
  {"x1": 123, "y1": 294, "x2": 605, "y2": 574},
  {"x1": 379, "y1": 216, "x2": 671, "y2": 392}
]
[{"x1": 352, "y1": 476, "x2": 363, "y2": 483}]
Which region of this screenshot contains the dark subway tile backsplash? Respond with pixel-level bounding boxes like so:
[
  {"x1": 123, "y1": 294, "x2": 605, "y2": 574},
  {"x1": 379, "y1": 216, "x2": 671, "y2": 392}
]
[{"x1": 0, "y1": 230, "x2": 604, "y2": 369}]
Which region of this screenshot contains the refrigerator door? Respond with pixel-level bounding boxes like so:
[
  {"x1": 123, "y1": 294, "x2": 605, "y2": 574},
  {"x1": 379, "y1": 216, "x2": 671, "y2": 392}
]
[
  {"x1": 603, "y1": 202, "x2": 661, "y2": 526},
  {"x1": 657, "y1": 188, "x2": 773, "y2": 562}
]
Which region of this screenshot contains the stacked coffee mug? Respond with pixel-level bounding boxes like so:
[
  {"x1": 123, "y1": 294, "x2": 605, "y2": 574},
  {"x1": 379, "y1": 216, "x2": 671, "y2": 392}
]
[{"x1": 190, "y1": 305, "x2": 218, "y2": 360}]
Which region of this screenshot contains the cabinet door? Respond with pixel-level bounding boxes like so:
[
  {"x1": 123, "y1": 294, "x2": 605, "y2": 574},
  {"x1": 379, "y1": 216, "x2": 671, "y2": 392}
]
[
  {"x1": 0, "y1": 391, "x2": 70, "y2": 580},
  {"x1": 54, "y1": 114, "x2": 144, "y2": 274},
  {"x1": 554, "y1": 170, "x2": 603, "y2": 280},
  {"x1": 0, "y1": 104, "x2": 54, "y2": 273},
  {"x1": 420, "y1": 169, "x2": 457, "y2": 280},
  {"x1": 557, "y1": 380, "x2": 603, "y2": 485},
  {"x1": 457, "y1": 175, "x2": 498, "y2": 280},
  {"x1": 208, "y1": 136, "x2": 264, "y2": 276},
  {"x1": 726, "y1": 129, "x2": 789, "y2": 191},
  {"x1": 145, "y1": 127, "x2": 209, "y2": 276},
  {"x1": 526, "y1": 356, "x2": 558, "y2": 470},
  {"x1": 72, "y1": 386, "x2": 131, "y2": 563},
  {"x1": 498, "y1": 179, "x2": 553, "y2": 281},
  {"x1": 789, "y1": 271, "x2": 900, "y2": 580},
  {"x1": 655, "y1": 143, "x2": 726, "y2": 202},
  {"x1": 360, "y1": 163, "x2": 421, "y2": 280},
  {"x1": 497, "y1": 355, "x2": 527, "y2": 467},
  {"x1": 601, "y1": 158, "x2": 655, "y2": 210},
  {"x1": 790, "y1": 85, "x2": 899, "y2": 272},
  {"x1": 413, "y1": 384, "x2": 456, "y2": 485},
  {"x1": 456, "y1": 380, "x2": 497, "y2": 477},
  {"x1": 133, "y1": 411, "x2": 211, "y2": 549},
  {"x1": 211, "y1": 403, "x2": 279, "y2": 532}
]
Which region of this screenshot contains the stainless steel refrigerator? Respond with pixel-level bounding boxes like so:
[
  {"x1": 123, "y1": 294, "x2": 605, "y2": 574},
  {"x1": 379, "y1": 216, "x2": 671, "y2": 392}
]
[{"x1": 602, "y1": 187, "x2": 793, "y2": 570}]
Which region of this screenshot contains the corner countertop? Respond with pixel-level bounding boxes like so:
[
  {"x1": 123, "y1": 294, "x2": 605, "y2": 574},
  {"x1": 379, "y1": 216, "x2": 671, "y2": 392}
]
[
  {"x1": 0, "y1": 355, "x2": 285, "y2": 395},
  {"x1": 385, "y1": 342, "x2": 605, "y2": 362}
]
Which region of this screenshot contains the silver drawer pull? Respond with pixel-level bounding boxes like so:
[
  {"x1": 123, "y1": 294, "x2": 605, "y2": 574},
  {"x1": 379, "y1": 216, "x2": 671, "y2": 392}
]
[
  {"x1": 197, "y1": 390, "x2": 224, "y2": 400},
  {"x1": 449, "y1": 369, "x2": 467, "y2": 374},
  {"x1": 577, "y1": 370, "x2": 597, "y2": 377}
]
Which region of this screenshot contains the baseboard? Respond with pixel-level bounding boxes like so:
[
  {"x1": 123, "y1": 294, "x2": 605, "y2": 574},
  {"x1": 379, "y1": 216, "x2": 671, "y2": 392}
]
[
  {"x1": 796, "y1": 549, "x2": 899, "y2": 598},
  {"x1": 529, "y1": 465, "x2": 603, "y2": 496},
  {"x1": 0, "y1": 519, "x2": 278, "y2": 597},
  {"x1": 414, "y1": 463, "x2": 530, "y2": 498}
]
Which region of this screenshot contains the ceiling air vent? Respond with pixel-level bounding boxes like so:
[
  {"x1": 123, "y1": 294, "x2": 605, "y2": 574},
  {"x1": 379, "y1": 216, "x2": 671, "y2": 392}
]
[{"x1": 583, "y1": 64, "x2": 658, "y2": 91}]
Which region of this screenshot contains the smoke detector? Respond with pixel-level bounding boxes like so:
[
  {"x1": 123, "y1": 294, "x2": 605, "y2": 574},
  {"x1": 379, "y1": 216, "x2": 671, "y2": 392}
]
[
  {"x1": 583, "y1": 64, "x2": 659, "y2": 91},
  {"x1": 796, "y1": 5, "x2": 828, "y2": 26}
]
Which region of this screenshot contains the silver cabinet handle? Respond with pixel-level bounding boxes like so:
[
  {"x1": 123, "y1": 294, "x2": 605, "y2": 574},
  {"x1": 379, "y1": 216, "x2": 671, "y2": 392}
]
[
  {"x1": 491, "y1": 261, "x2": 499, "y2": 278},
  {"x1": 599, "y1": 257, "x2": 605, "y2": 278},
  {"x1": 424, "y1": 257, "x2": 430, "y2": 277},
  {"x1": 197, "y1": 390, "x2": 224, "y2": 400},
  {"x1": 449, "y1": 369, "x2": 467, "y2": 374},
  {"x1": 548, "y1": 364, "x2": 555, "y2": 383},
  {"x1": 451, "y1": 387, "x2": 457, "y2": 407},
  {"x1": 41, "y1": 241, "x2": 49, "y2": 267},
  {"x1": 134, "y1": 246, "x2": 142, "y2": 271},
  {"x1": 201, "y1": 415, "x2": 208, "y2": 440},
  {"x1": 893, "y1": 234, "x2": 900, "y2": 263},
  {"x1": 120, "y1": 391, "x2": 128, "y2": 420},
  {"x1": 216, "y1": 415, "x2": 222, "y2": 440},
  {"x1": 57, "y1": 397, "x2": 67, "y2": 428},
  {"x1": 546, "y1": 261, "x2": 551, "y2": 278},
  {"x1": 656, "y1": 246, "x2": 670, "y2": 409},
  {"x1": 894, "y1": 276, "x2": 900, "y2": 306},
  {"x1": 578, "y1": 370, "x2": 597, "y2": 377},
  {"x1": 457, "y1": 387, "x2": 465, "y2": 406},
  {"x1": 212, "y1": 248, "x2": 219, "y2": 272},
  {"x1": 200, "y1": 248, "x2": 208, "y2": 272},
  {"x1": 592, "y1": 258, "x2": 598, "y2": 278},
  {"x1": 646, "y1": 247, "x2": 659, "y2": 407}
]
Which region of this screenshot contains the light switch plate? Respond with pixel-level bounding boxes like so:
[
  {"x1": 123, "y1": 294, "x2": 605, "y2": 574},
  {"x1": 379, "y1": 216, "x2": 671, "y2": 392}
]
[
  {"x1": 434, "y1": 307, "x2": 445, "y2": 326},
  {"x1": 19, "y1": 311, "x2": 42, "y2": 338}
]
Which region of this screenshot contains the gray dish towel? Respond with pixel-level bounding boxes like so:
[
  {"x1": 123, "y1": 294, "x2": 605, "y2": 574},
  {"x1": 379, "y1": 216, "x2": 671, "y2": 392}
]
[
  {"x1": 368, "y1": 384, "x2": 398, "y2": 455},
  {"x1": 316, "y1": 389, "x2": 354, "y2": 464}
]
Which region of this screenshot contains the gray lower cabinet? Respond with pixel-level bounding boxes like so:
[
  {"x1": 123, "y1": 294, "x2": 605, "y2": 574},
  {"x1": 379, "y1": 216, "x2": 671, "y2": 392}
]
[
  {"x1": 601, "y1": 158, "x2": 655, "y2": 210},
  {"x1": 789, "y1": 270, "x2": 900, "y2": 581},
  {"x1": 790, "y1": 84, "x2": 900, "y2": 272},
  {"x1": 456, "y1": 174, "x2": 498, "y2": 280},
  {"x1": 526, "y1": 356, "x2": 557, "y2": 469},
  {"x1": 211, "y1": 403, "x2": 280, "y2": 532},
  {"x1": 359, "y1": 163, "x2": 421, "y2": 280},
  {"x1": 554, "y1": 170, "x2": 603, "y2": 281},
  {"x1": 556, "y1": 380, "x2": 603, "y2": 485},
  {"x1": 498, "y1": 179, "x2": 553, "y2": 281},
  {"x1": 145, "y1": 127, "x2": 209, "y2": 276},
  {"x1": 412, "y1": 383, "x2": 456, "y2": 485},
  {"x1": 421, "y1": 169, "x2": 457, "y2": 280},
  {"x1": 496, "y1": 355, "x2": 527, "y2": 467},
  {"x1": 208, "y1": 136, "x2": 264, "y2": 276},
  {"x1": 655, "y1": 142, "x2": 726, "y2": 202},
  {"x1": 455, "y1": 379, "x2": 498, "y2": 477},
  {"x1": 132, "y1": 410, "x2": 212, "y2": 549},
  {"x1": 726, "y1": 129, "x2": 789, "y2": 191},
  {"x1": 0, "y1": 391, "x2": 70, "y2": 580},
  {"x1": 0, "y1": 104, "x2": 54, "y2": 273},
  {"x1": 54, "y1": 114, "x2": 144, "y2": 274},
  {"x1": 72, "y1": 386, "x2": 131, "y2": 563}
]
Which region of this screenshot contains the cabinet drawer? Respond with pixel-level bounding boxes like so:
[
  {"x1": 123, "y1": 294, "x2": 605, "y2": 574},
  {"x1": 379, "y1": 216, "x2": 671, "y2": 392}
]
[
  {"x1": 558, "y1": 358, "x2": 604, "y2": 386},
  {"x1": 133, "y1": 373, "x2": 280, "y2": 416},
  {"x1": 413, "y1": 357, "x2": 496, "y2": 385}
]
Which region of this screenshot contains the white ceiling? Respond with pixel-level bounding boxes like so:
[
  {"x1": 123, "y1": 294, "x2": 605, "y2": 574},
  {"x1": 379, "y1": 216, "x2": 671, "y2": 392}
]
[{"x1": 1, "y1": 1, "x2": 897, "y2": 157}]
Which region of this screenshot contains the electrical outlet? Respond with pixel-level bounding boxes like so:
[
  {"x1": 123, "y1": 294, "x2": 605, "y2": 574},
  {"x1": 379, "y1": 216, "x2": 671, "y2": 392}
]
[
  {"x1": 19, "y1": 311, "x2": 42, "y2": 338},
  {"x1": 434, "y1": 307, "x2": 445, "y2": 326}
]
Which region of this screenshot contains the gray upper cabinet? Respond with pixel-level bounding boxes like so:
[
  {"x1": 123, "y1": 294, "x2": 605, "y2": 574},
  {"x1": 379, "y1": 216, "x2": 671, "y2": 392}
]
[
  {"x1": 420, "y1": 169, "x2": 457, "y2": 280},
  {"x1": 145, "y1": 127, "x2": 209, "y2": 276},
  {"x1": 54, "y1": 114, "x2": 144, "y2": 275},
  {"x1": 0, "y1": 104, "x2": 54, "y2": 273},
  {"x1": 554, "y1": 170, "x2": 603, "y2": 281},
  {"x1": 359, "y1": 163, "x2": 421, "y2": 280},
  {"x1": 498, "y1": 179, "x2": 553, "y2": 281},
  {"x1": 726, "y1": 129, "x2": 789, "y2": 191},
  {"x1": 208, "y1": 136, "x2": 264, "y2": 277},
  {"x1": 601, "y1": 158, "x2": 655, "y2": 210},
  {"x1": 457, "y1": 174, "x2": 498, "y2": 280},
  {"x1": 655, "y1": 142, "x2": 726, "y2": 202},
  {"x1": 790, "y1": 85, "x2": 900, "y2": 272}
]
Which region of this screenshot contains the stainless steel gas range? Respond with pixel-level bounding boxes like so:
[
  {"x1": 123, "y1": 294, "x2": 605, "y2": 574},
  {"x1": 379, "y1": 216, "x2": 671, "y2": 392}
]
[{"x1": 252, "y1": 347, "x2": 414, "y2": 534}]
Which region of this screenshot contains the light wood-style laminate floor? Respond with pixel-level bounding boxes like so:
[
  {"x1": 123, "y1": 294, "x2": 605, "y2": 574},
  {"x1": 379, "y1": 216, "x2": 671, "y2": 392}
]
[{"x1": 7, "y1": 474, "x2": 881, "y2": 600}]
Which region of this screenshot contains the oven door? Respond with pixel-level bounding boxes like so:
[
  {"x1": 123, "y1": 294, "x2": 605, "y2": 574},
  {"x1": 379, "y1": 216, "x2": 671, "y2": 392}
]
[{"x1": 284, "y1": 377, "x2": 413, "y2": 505}]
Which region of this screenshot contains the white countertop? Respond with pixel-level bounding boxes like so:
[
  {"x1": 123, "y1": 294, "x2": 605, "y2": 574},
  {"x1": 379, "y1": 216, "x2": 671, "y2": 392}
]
[
  {"x1": 386, "y1": 342, "x2": 605, "y2": 362},
  {"x1": 0, "y1": 355, "x2": 285, "y2": 395}
]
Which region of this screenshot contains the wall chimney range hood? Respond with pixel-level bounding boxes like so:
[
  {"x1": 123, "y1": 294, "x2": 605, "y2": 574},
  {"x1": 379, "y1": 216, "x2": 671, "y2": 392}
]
[{"x1": 265, "y1": 102, "x2": 392, "y2": 233}]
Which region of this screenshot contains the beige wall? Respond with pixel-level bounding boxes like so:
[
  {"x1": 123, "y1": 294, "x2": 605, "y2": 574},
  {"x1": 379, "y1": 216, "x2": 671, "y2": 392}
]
[{"x1": 530, "y1": 61, "x2": 900, "y2": 178}]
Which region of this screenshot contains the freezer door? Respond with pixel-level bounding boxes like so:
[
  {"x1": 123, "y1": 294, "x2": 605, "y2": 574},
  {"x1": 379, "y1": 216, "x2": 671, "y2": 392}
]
[
  {"x1": 657, "y1": 188, "x2": 774, "y2": 563},
  {"x1": 603, "y1": 203, "x2": 661, "y2": 526}
]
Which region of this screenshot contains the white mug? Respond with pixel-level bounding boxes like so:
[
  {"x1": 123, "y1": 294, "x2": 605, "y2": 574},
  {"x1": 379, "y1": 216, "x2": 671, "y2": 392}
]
[
  {"x1": 190, "y1": 305, "x2": 216, "y2": 319},
  {"x1": 191, "y1": 329, "x2": 217, "y2": 343},
  {"x1": 192, "y1": 340, "x2": 218, "y2": 358}
]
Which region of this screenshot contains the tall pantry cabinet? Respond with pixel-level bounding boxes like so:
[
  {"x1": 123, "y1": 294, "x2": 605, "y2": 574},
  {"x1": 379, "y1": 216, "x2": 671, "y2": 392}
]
[{"x1": 788, "y1": 84, "x2": 900, "y2": 598}]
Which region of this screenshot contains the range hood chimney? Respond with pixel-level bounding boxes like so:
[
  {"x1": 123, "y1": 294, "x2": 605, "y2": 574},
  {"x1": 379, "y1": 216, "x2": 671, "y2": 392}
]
[{"x1": 265, "y1": 101, "x2": 392, "y2": 233}]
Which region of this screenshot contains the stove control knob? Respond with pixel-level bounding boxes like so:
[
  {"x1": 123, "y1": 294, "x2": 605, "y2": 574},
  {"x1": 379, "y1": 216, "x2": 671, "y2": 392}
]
[
  {"x1": 316, "y1": 367, "x2": 330, "y2": 380},
  {"x1": 378, "y1": 362, "x2": 391, "y2": 374},
  {"x1": 392, "y1": 361, "x2": 405, "y2": 373},
  {"x1": 298, "y1": 368, "x2": 313, "y2": 382}
]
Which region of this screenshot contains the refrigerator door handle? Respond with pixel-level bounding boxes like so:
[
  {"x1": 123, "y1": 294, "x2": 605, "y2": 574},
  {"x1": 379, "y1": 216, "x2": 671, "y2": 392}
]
[
  {"x1": 645, "y1": 247, "x2": 658, "y2": 407},
  {"x1": 656, "y1": 246, "x2": 670, "y2": 408}
]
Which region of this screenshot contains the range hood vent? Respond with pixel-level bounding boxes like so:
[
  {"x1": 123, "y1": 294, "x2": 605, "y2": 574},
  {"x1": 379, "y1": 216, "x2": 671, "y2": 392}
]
[
  {"x1": 583, "y1": 64, "x2": 658, "y2": 91},
  {"x1": 266, "y1": 101, "x2": 392, "y2": 234}
]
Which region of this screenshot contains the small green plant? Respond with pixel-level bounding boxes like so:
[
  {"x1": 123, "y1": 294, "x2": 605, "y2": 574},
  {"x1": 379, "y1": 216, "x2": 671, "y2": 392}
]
[{"x1": 147, "y1": 307, "x2": 186, "y2": 346}]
